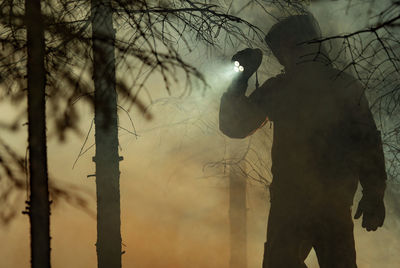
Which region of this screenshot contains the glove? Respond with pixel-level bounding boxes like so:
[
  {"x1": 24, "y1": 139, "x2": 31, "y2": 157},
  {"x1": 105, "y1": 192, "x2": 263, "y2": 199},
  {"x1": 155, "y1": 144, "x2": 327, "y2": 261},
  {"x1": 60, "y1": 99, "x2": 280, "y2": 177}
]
[
  {"x1": 231, "y1": 48, "x2": 263, "y2": 81},
  {"x1": 354, "y1": 194, "x2": 385, "y2": 231}
]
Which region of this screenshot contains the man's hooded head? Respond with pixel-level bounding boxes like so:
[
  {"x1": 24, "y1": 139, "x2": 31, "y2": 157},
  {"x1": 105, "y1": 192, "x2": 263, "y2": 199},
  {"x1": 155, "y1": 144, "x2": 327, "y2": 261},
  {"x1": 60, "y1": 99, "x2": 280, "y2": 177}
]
[{"x1": 265, "y1": 14, "x2": 329, "y2": 68}]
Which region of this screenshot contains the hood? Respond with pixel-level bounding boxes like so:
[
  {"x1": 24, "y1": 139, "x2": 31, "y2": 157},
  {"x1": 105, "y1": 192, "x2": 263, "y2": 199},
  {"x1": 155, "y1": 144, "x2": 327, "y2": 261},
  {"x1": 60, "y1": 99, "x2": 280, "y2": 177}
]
[{"x1": 265, "y1": 14, "x2": 330, "y2": 66}]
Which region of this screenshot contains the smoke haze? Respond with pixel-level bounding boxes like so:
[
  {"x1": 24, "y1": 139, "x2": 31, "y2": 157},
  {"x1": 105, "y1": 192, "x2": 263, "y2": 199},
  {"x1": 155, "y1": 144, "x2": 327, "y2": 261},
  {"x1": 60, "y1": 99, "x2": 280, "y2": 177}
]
[{"x1": 1, "y1": 1, "x2": 400, "y2": 267}]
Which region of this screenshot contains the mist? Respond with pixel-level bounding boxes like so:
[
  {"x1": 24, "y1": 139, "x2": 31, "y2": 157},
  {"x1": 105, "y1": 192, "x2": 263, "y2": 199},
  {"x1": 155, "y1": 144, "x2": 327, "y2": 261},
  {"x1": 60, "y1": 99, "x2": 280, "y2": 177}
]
[{"x1": 1, "y1": 0, "x2": 400, "y2": 267}]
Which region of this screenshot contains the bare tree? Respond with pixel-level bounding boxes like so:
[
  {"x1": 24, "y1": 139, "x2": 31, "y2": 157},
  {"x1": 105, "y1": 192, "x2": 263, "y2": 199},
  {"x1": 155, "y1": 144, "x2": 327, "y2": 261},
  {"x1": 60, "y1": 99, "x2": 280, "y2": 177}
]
[
  {"x1": 91, "y1": 0, "x2": 121, "y2": 267},
  {"x1": 229, "y1": 159, "x2": 248, "y2": 268},
  {"x1": 0, "y1": 1, "x2": 312, "y2": 267},
  {"x1": 0, "y1": 1, "x2": 93, "y2": 267},
  {"x1": 88, "y1": 1, "x2": 268, "y2": 267},
  {"x1": 25, "y1": 1, "x2": 51, "y2": 267}
]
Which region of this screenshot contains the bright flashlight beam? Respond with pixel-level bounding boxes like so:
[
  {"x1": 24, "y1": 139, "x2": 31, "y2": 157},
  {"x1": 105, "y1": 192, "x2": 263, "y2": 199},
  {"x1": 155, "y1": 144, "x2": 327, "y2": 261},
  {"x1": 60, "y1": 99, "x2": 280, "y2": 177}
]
[
  {"x1": 233, "y1": 61, "x2": 245, "y2": 72},
  {"x1": 233, "y1": 60, "x2": 244, "y2": 72}
]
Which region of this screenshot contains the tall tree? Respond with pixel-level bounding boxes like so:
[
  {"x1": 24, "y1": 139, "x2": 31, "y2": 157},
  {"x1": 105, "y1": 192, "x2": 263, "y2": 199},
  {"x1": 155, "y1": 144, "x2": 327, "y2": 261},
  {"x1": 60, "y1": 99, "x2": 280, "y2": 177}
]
[
  {"x1": 229, "y1": 162, "x2": 247, "y2": 268},
  {"x1": 91, "y1": 0, "x2": 121, "y2": 267},
  {"x1": 25, "y1": 0, "x2": 51, "y2": 267},
  {"x1": 87, "y1": 1, "x2": 266, "y2": 266},
  {"x1": 1, "y1": 1, "x2": 97, "y2": 266},
  {"x1": 1, "y1": 1, "x2": 272, "y2": 267}
]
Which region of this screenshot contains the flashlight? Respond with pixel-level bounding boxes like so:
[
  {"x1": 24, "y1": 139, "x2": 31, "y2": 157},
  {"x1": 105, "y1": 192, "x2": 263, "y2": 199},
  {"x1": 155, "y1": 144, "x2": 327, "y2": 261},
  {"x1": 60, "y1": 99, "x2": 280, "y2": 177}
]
[{"x1": 234, "y1": 61, "x2": 244, "y2": 72}]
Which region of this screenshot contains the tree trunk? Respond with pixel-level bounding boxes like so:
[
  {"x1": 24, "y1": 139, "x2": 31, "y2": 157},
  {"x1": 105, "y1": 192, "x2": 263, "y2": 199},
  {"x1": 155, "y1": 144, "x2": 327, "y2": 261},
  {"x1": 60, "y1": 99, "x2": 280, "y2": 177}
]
[
  {"x1": 91, "y1": 1, "x2": 122, "y2": 267},
  {"x1": 229, "y1": 163, "x2": 247, "y2": 268},
  {"x1": 26, "y1": 0, "x2": 51, "y2": 267}
]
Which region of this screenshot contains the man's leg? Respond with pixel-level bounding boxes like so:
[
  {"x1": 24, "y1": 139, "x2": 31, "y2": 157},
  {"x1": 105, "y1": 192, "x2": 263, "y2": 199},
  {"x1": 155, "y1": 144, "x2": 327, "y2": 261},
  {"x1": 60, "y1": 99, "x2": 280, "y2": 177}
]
[
  {"x1": 262, "y1": 200, "x2": 312, "y2": 268},
  {"x1": 313, "y1": 207, "x2": 357, "y2": 268}
]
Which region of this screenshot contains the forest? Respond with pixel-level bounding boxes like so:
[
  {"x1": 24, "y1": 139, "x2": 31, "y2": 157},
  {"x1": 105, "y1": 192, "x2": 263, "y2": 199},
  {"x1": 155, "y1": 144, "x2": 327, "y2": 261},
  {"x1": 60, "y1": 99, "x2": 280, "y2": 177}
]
[{"x1": 0, "y1": 0, "x2": 399, "y2": 267}]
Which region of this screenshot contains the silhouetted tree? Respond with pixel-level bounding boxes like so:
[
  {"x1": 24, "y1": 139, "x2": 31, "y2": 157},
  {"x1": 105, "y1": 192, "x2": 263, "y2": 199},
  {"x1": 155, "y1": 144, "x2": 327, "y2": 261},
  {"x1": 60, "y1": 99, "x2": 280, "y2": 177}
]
[
  {"x1": 229, "y1": 160, "x2": 248, "y2": 268},
  {"x1": 0, "y1": 1, "x2": 308, "y2": 267},
  {"x1": 25, "y1": 1, "x2": 51, "y2": 267},
  {"x1": 87, "y1": 1, "x2": 267, "y2": 266},
  {"x1": 0, "y1": 1, "x2": 93, "y2": 267},
  {"x1": 91, "y1": 0, "x2": 121, "y2": 267}
]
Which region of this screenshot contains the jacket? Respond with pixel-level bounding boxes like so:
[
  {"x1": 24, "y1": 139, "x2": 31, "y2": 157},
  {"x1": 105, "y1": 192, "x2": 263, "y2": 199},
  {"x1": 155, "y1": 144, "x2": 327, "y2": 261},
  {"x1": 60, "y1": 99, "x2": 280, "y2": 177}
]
[{"x1": 219, "y1": 62, "x2": 387, "y2": 205}]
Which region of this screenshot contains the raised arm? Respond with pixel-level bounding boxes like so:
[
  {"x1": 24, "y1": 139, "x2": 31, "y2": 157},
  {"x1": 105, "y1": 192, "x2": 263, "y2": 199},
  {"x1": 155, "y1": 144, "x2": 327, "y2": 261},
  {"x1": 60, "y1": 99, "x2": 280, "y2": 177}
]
[
  {"x1": 219, "y1": 48, "x2": 267, "y2": 139},
  {"x1": 219, "y1": 78, "x2": 268, "y2": 138}
]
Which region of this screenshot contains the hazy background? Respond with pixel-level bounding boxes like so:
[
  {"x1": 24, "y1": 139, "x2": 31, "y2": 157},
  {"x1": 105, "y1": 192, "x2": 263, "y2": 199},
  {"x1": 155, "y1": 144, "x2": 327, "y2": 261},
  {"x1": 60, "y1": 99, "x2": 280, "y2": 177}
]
[{"x1": 1, "y1": 0, "x2": 400, "y2": 267}]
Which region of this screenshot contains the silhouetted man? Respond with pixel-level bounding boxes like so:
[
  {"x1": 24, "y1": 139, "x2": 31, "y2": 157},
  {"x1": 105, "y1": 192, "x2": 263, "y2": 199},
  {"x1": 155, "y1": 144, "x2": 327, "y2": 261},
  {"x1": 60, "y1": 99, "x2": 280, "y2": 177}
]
[{"x1": 219, "y1": 14, "x2": 387, "y2": 267}]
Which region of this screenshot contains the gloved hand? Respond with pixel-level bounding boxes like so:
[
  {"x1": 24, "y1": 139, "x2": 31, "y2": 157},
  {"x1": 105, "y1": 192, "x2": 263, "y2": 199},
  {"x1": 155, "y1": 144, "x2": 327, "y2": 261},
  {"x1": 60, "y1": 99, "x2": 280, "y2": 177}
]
[
  {"x1": 354, "y1": 194, "x2": 385, "y2": 231},
  {"x1": 231, "y1": 48, "x2": 263, "y2": 81}
]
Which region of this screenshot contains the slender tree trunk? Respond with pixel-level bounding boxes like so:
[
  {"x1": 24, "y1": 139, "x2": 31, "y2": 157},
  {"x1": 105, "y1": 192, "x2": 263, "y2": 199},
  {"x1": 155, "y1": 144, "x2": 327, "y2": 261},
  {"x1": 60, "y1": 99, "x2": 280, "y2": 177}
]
[
  {"x1": 91, "y1": 1, "x2": 122, "y2": 267},
  {"x1": 26, "y1": 0, "x2": 51, "y2": 267},
  {"x1": 229, "y1": 163, "x2": 247, "y2": 268}
]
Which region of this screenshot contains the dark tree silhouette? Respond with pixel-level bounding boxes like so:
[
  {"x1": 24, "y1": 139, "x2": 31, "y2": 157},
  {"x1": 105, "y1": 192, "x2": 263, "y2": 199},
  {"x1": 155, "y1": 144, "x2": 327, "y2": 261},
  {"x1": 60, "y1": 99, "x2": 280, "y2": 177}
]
[
  {"x1": 229, "y1": 161, "x2": 248, "y2": 268},
  {"x1": 86, "y1": 1, "x2": 267, "y2": 267},
  {"x1": 0, "y1": 1, "x2": 94, "y2": 267},
  {"x1": 0, "y1": 1, "x2": 311, "y2": 267},
  {"x1": 25, "y1": 1, "x2": 51, "y2": 267},
  {"x1": 91, "y1": 0, "x2": 121, "y2": 267}
]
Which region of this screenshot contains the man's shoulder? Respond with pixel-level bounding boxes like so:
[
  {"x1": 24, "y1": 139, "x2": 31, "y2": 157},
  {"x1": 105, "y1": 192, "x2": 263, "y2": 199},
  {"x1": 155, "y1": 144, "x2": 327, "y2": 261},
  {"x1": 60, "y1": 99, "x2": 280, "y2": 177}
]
[{"x1": 322, "y1": 67, "x2": 366, "y2": 103}]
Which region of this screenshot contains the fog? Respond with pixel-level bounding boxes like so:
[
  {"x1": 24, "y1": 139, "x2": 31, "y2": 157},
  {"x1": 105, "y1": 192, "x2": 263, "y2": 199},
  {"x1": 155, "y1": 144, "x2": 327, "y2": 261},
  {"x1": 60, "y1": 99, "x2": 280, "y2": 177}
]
[{"x1": 1, "y1": 0, "x2": 400, "y2": 267}]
